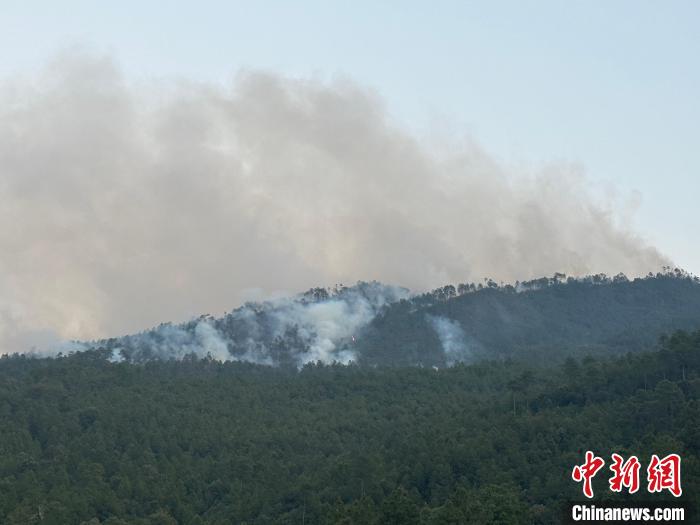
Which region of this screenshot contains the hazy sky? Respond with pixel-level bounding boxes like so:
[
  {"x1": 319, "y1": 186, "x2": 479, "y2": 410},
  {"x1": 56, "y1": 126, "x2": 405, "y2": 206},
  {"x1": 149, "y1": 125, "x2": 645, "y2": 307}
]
[
  {"x1": 0, "y1": 1, "x2": 697, "y2": 348},
  {"x1": 2, "y1": 1, "x2": 697, "y2": 271}
]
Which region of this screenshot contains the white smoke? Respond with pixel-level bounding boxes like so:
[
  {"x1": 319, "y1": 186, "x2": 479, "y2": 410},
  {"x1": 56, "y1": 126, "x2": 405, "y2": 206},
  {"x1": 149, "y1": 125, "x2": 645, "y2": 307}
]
[
  {"x1": 94, "y1": 282, "x2": 408, "y2": 366},
  {"x1": 265, "y1": 283, "x2": 407, "y2": 366},
  {"x1": 427, "y1": 315, "x2": 473, "y2": 366},
  {"x1": 0, "y1": 51, "x2": 669, "y2": 354},
  {"x1": 109, "y1": 320, "x2": 232, "y2": 362},
  {"x1": 107, "y1": 348, "x2": 124, "y2": 363}
]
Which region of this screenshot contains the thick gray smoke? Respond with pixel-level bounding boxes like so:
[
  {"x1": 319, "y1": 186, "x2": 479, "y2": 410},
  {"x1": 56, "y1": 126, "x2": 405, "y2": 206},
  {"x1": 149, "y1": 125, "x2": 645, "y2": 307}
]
[{"x1": 0, "y1": 52, "x2": 668, "y2": 354}]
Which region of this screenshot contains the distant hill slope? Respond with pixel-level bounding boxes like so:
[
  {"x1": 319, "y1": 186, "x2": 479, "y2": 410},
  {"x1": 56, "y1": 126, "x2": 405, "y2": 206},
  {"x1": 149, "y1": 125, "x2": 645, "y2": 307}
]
[
  {"x1": 81, "y1": 271, "x2": 700, "y2": 367},
  {"x1": 359, "y1": 272, "x2": 700, "y2": 366}
]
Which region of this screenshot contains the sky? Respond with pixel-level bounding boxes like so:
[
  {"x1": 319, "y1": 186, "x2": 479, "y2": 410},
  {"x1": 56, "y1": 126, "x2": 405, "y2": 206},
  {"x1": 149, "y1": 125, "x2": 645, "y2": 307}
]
[
  {"x1": 1, "y1": 1, "x2": 697, "y2": 267},
  {"x1": 0, "y1": 1, "x2": 698, "y2": 347}
]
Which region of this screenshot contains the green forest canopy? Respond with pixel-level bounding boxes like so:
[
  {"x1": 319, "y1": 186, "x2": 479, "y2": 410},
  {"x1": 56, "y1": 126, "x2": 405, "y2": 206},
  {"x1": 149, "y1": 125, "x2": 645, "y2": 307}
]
[{"x1": 1, "y1": 328, "x2": 698, "y2": 524}]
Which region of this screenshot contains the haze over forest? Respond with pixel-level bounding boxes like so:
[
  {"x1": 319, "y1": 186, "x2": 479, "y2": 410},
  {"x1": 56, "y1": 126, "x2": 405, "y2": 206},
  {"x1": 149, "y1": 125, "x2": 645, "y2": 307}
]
[{"x1": 0, "y1": 52, "x2": 669, "y2": 356}]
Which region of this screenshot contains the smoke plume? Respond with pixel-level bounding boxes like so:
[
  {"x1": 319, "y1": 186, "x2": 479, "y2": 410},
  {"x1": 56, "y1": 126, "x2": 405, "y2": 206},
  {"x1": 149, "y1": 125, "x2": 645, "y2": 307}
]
[
  {"x1": 427, "y1": 315, "x2": 473, "y2": 366},
  {"x1": 0, "y1": 52, "x2": 668, "y2": 353},
  {"x1": 103, "y1": 282, "x2": 408, "y2": 366}
]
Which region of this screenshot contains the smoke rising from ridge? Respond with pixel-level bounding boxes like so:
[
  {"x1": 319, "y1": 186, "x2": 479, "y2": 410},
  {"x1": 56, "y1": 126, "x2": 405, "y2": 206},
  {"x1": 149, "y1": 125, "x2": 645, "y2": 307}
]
[
  {"x1": 427, "y1": 315, "x2": 472, "y2": 366},
  {"x1": 106, "y1": 281, "x2": 408, "y2": 366},
  {"x1": 0, "y1": 52, "x2": 668, "y2": 353}
]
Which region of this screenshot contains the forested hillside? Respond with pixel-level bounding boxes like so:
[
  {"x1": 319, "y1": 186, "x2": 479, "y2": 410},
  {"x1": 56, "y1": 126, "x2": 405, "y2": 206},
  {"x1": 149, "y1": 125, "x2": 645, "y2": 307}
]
[
  {"x1": 84, "y1": 271, "x2": 700, "y2": 368},
  {"x1": 1, "y1": 329, "x2": 698, "y2": 524},
  {"x1": 360, "y1": 271, "x2": 700, "y2": 366}
]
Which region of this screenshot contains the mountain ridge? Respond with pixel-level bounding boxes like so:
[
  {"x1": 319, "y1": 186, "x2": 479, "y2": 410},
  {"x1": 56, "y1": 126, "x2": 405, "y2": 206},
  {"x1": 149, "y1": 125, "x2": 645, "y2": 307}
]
[{"x1": 64, "y1": 269, "x2": 700, "y2": 367}]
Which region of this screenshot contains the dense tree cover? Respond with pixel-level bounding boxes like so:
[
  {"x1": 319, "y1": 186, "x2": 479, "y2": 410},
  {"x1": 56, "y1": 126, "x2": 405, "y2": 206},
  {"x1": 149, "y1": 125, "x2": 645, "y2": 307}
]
[
  {"x1": 1, "y1": 330, "x2": 698, "y2": 524},
  {"x1": 86, "y1": 271, "x2": 700, "y2": 369},
  {"x1": 360, "y1": 270, "x2": 700, "y2": 366}
]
